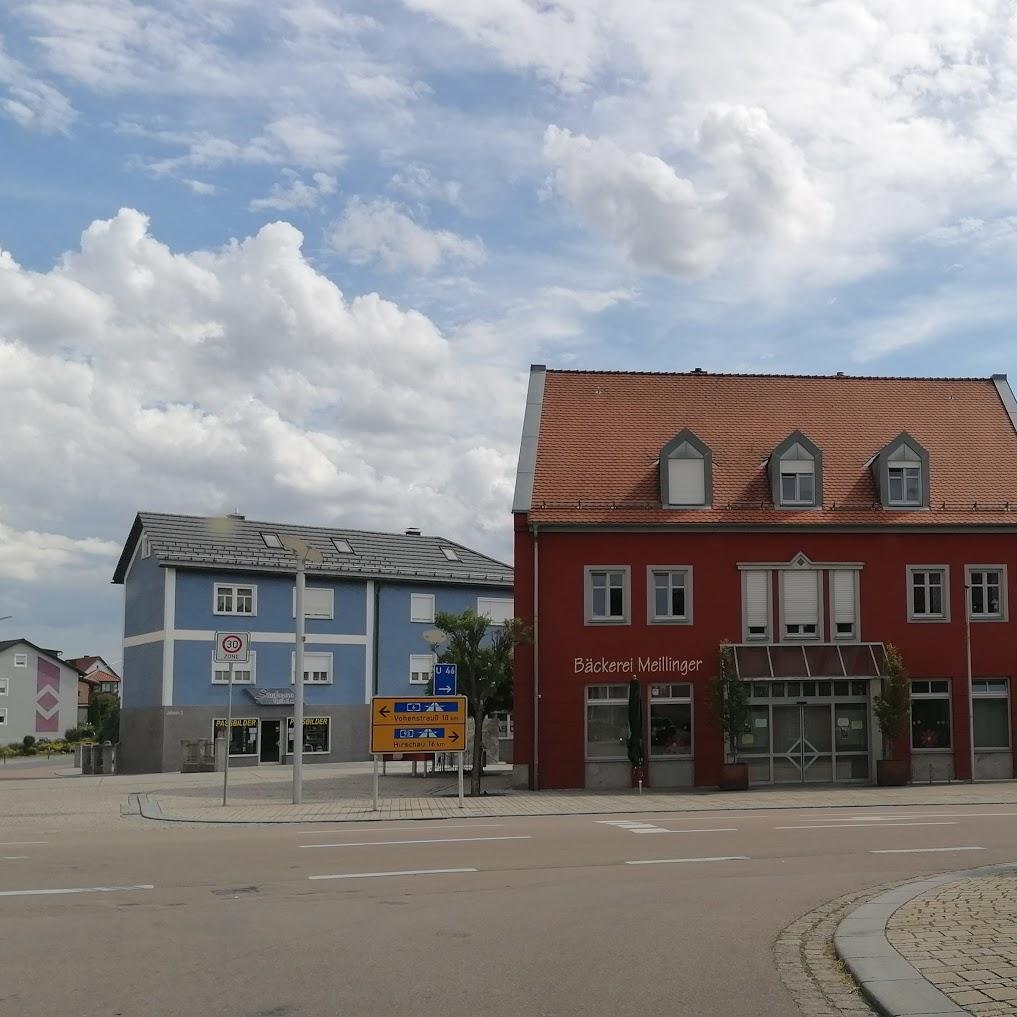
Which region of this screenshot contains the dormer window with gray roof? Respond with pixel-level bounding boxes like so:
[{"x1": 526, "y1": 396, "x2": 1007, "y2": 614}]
[
  {"x1": 873, "y1": 432, "x2": 929, "y2": 509},
  {"x1": 769, "y1": 431, "x2": 822, "y2": 508},
  {"x1": 660, "y1": 429, "x2": 712, "y2": 507}
]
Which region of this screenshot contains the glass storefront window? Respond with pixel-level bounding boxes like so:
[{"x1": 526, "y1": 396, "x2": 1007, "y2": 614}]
[
  {"x1": 649, "y1": 702, "x2": 692, "y2": 757},
  {"x1": 586, "y1": 685, "x2": 628, "y2": 759},
  {"x1": 974, "y1": 695, "x2": 1010, "y2": 749},
  {"x1": 287, "y1": 717, "x2": 331, "y2": 754},
  {"x1": 834, "y1": 703, "x2": 868, "y2": 752},
  {"x1": 213, "y1": 718, "x2": 258, "y2": 756},
  {"x1": 738, "y1": 706, "x2": 770, "y2": 754},
  {"x1": 910, "y1": 681, "x2": 951, "y2": 750}
]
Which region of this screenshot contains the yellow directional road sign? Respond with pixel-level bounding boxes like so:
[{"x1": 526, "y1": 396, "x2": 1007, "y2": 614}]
[{"x1": 370, "y1": 696, "x2": 467, "y2": 754}]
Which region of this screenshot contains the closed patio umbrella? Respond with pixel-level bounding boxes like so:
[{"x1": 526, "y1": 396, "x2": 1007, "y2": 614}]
[{"x1": 627, "y1": 678, "x2": 645, "y2": 775}]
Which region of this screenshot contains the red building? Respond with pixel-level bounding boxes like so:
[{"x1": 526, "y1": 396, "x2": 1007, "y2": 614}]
[{"x1": 511, "y1": 367, "x2": 1017, "y2": 790}]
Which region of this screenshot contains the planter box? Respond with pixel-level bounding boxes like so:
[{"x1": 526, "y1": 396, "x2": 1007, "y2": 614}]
[
  {"x1": 876, "y1": 758, "x2": 909, "y2": 786},
  {"x1": 718, "y1": 762, "x2": 749, "y2": 790}
]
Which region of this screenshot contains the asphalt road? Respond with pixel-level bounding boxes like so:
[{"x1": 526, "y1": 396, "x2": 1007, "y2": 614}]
[{"x1": 4, "y1": 803, "x2": 1017, "y2": 1017}]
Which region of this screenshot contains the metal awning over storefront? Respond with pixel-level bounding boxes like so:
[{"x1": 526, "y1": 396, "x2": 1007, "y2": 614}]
[{"x1": 731, "y1": 643, "x2": 887, "y2": 680}]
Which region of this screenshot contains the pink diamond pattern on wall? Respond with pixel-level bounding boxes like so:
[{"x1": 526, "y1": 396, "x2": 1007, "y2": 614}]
[{"x1": 36, "y1": 658, "x2": 60, "y2": 734}]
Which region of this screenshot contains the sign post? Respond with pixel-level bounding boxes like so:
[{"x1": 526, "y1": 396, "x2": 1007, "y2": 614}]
[{"x1": 214, "y1": 631, "x2": 250, "y2": 807}]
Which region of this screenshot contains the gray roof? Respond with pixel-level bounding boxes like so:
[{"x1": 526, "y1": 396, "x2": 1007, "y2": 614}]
[
  {"x1": 112, "y1": 512, "x2": 513, "y2": 588},
  {"x1": 0, "y1": 640, "x2": 85, "y2": 675}
]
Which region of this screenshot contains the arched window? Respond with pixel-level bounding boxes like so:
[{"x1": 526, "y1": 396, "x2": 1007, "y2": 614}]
[
  {"x1": 769, "y1": 431, "x2": 822, "y2": 508},
  {"x1": 659, "y1": 430, "x2": 712, "y2": 507},
  {"x1": 873, "y1": 433, "x2": 929, "y2": 508}
]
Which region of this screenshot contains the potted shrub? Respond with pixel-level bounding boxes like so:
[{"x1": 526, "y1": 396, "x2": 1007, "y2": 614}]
[
  {"x1": 874, "y1": 644, "x2": 910, "y2": 786},
  {"x1": 710, "y1": 642, "x2": 751, "y2": 790}
]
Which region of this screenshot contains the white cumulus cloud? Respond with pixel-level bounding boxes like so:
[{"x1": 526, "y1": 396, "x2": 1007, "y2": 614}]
[{"x1": 250, "y1": 171, "x2": 337, "y2": 211}]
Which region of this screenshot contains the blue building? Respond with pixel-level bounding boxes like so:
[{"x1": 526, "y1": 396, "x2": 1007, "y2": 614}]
[{"x1": 112, "y1": 512, "x2": 514, "y2": 773}]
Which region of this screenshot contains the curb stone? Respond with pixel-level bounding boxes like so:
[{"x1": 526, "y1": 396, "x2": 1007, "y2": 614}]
[{"x1": 834, "y1": 863, "x2": 1017, "y2": 1017}]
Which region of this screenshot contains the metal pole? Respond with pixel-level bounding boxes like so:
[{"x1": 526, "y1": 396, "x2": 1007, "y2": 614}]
[
  {"x1": 294, "y1": 556, "x2": 305, "y2": 805},
  {"x1": 457, "y1": 748, "x2": 464, "y2": 807},
  {"x1": 966, "y1": 583, "x2": 976, "y2": 783},
  {"x1": 222, "y1": 661, "x2": 234, "y2": 807},
  {"x1": 372, "y1": 754, "x2": 379, "y2": 812}
]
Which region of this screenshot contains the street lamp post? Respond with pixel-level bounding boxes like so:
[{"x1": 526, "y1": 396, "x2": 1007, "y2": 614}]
[
  {"x1": 280, "y1": 535, "x2": 323, "y2": 805},
  {"x1": 965, "y1": 582, "x2": 976, "y2": 784}
]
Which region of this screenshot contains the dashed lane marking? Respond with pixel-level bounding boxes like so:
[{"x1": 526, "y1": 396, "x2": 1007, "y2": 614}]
[
  {"x1": 309, "y1": 868, "x2": 478, "y2": 881},
  {"x1": 775, "y1": 822, "x2": 958, "y2": 830},
  {"x1": 870, "y1": 846, "x2": 985, "y2": 854},
  {"x1": 0, "y1": 884, "x2": 155, "y2": 898},
  {"x1": 625, "y1": 856, "x2": 750, "y2": 866},
  {"x1": 301, "y1": 835, "x2": 531, "y2": 849}
]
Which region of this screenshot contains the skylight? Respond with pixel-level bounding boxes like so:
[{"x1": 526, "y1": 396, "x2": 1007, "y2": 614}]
[
  {"x1": 332, "y1": 538, "x2": 354, "y2": 554},
  {"x1": 261, "y1": 533, "x2": 283, "y2": 548},
  {"x1": 440, "y1": 546, "x2": 461, "y2": 562}
]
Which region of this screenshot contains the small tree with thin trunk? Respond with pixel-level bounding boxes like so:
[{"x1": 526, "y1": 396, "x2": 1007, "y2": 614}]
[
  {"x1": 430, "y1": 610, "x2": 531, "y2": 796},
  {"x1": 873, "y1": 644, "x2": 910, "y2": 760},
  {"x1": 709, "y1": 642, "x2": 750, "y2": 764}
]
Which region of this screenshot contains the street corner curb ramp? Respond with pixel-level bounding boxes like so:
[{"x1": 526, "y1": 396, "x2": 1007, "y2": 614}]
[{"x1": 834, "y1": 863, "x2": 1017, "y2": 1017}]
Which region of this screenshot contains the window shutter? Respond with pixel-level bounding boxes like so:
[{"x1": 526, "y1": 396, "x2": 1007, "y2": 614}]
[
  {"x1": 832, "y1": 571, "x2": 856, "y2": 626},
  {"x1": 304, "y1": 588, "x2": 333, "y2": 619},
  {"x1": 783, "y1": 571, "x2": 818, "y2": 625},
  {"x1": 745, "y1": 571, "x2": 769, "y2": 630},
  {"x1": 668, "y1": 458, "x2": 705, "y2": 505}
]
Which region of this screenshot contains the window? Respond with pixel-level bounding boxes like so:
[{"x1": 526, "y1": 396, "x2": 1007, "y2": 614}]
[
  {"x1": 212, "y1": 652, "x2": 257, "y2": 685},
  {"x1": 585, "y1": 685, "x2": 629, "y2": 759},
  {"x1": 409, "y1": 653, "x2": 435, "y2": 685},
  {"x1": 0, "y1": 677, "x2": 7, "y2": 696},
  {"x1": 659, "y1": 430, "x2": 711, "y2": 507},
  {"x1": 292, "y1": 586, "x2": 334, "y2": 620},
  {"x1": 649, "y1": 683, "x2": 692, "y2": 757},
  {"x1": 743, "y1": 570, "x2": 771, "y2": 640},
  {"x1": 967, "y1": 566, "x2": 1007, "y2": 621},
  {"x1": 973, "y1": 679, "x2": 1010, "y2": 750},
  {"x1": 585, "y1": 567, "x2": 630, "y2": 624},
  {"x1": 291, "y1": 651, "x2": 333, "y2": 684},
  {"x1": 875, "y1": 434, "x2": 929, "y2": 508},
  {"x1": 287, "y1": 717, "x2": 330, "y2": 754},
  {"x1": 911, "y1": 680, "x2": 951, "y2": 750},
  {"x1": 141, "y1": 535, "x2": 152, "y2": 558},
  {"x1": 0, "y1": 708, "x2": 6, "y2": 726},
  {"x1": 648, "y1": 567, "x2": 692, "y2": 624},
  {"x1": 477, "y1": 597, "x2": 514, "y2": 625},
  {"x1": 410, "y1": 593, "x2": 435, "y2": 623},
  {"x1": 440, "y1": 546, "x2": 461, "y2": 562},
  {"x1": 13, "y1": 653, "x2": 27, "y2": 668},
  {"x1": 908, "y1": 567, "x2": 949, "y2": 621},
  {"x1": 261, "y1": 532, "x2": 283, "y2": 548},
  {"x1": 782, "y1": 570, "x2": 820, "y2": 638},
  {"x1": 214, "y1": 583, "x2": 256, "y2": 616},
  {"x1": 212, "y1": 718, "x2": 258, "y2": 756},
  {"x1": 332, "y1": 537, "x2": 354, "y2": 554},
  {"x1": 831, "y1": 570, "x2": 858, "y2": 640},
  {"x1": 778, "y1": 445, "x2": 815, "y2": 505}
]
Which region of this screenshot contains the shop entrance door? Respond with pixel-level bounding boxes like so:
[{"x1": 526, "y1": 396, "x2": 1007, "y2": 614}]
[
  {"x1": 260, "y1": 720, "x2": 281, "y2": 763},
  {"x1": 772, "y1": 702, "x2": 833, "y2": 783}
]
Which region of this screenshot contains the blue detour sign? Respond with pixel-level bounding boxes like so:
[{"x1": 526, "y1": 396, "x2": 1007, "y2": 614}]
[{"x1": 433, "y1": 663, "x2": 457, "y2": 695}]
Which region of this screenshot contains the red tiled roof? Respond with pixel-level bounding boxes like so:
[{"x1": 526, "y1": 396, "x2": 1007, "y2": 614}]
[{"x1": 527, "y1": 371, "x2": 1017, "y2": 527}]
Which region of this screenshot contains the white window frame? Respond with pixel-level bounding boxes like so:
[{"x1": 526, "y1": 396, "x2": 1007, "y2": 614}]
[
  {"x1": 477, "y1": 597, "x2": 514, "y2": 626},
  {"x1": 211, "y1": 651, "x2": 257, "y2": 685},
  {"x1": 972, "y1": 678, "x2": 1011, "y2": 750},
  {"x1": 332, "y1": 537, "x2": 354, "y2": 554},
  {"x1": 409, "y1": 653, "x2": 436, "y2": 685},
  {"x1": 291, "y1": 586, "x2": 335, "y2": 620},
  {"x1": 584, "y1": 684, "x2": 630, "y2": 761},
  {"x1": 13, "y1": 653, "x2": 27, "y2": 668},
  {"x1": 440, "y1": 546, "x2": 461, "y2": 562},
  {"x1": 966, "y1": 565, "x2": 1008, "y2": 622},
  {"x1": 647, "y1": 566, "x2": 693, "y2": 625},
  {"x1": 907, "y1": 566, "x2": 950, "y2": 622},
  {"x1": 742, "y1": 570, "x2": 772, "y2": 641},
  {"x1": 214, "y1": 582, "x2": 258, "y2": 616},
  {"x1": 290, "y1": 651, "x2": 333, "y2": 685},
  {"x1": 887, "y1": 463, "x2": 923, "y2": 506},
  {"x1": 0, "y1": 707, "x2": 7, "y2": 726},
  {"x1": 830, "y1": 569, "x2": 860, "y2": 641},
  {"x1": 0, "y1": 676, "x2": 8, "y2": 696},
  {"x1": 780, "y1": 569, "x2": 822, "y2": 641},
  {"x1": 141, "y1": 535, "x2": 152, "y2": 558},
  {"x1": 585, "y1": 566, "x2": 631, "y2": 625},
  {"x1": 410, "y1": 593, "x2": 435, "y2": 623},
  {"x1": 910, "y1": 680, "x2": 951, "y2": 752}
]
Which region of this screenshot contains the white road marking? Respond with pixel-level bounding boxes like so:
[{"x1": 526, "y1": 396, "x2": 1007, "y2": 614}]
[
  {"x1": 0, "y1": 841, "x2": 48, "y2": 847},
  {"x1": 631, "y1": 828, "x2": 738, "y2": 834},
  {"x1": 1, "y1": 856, "x2": 28, "y2": 860},
  {"x1": 309, "y1": 868, "x2": 477, "y2": 881},
  {"x1": 301, "y1": 835, "x2": 531, "y2": 849},
  {"x1": 775, "y1": 822, "x2": 958, "y2": 830},
  {"x1": 300, "y1": 824, "x2": 506, "y2": 835},
  {"x1": 870, "y1": 846, "x2": 986, "y2": 854},
  {"x1": 626, "y1": 856, "x2": 750, "y2": 865},
  {"x1": 0, "y1": 884, "x2": 155, "y2": 898}
]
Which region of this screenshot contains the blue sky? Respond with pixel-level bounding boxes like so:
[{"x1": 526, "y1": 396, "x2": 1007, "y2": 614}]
[{"x1": 2, "y1": 0, "x2": 1017, "y2": 667}]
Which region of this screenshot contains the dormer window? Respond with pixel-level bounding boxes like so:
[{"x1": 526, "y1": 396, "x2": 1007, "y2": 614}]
[
  {"x1": 874, "y1": 433, "x2": 929, "y2": 509},
  {"x1": 659, "y1": 430, "x2": 712, "y2": 507},
  {"x1": 769, "y1": 431, "x2": 822, "y2": 508}
]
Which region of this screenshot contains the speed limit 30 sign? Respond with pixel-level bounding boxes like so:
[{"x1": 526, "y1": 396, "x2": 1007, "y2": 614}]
[{"x1": 214, "y1": 631, "x2": 251, "y2": 663}]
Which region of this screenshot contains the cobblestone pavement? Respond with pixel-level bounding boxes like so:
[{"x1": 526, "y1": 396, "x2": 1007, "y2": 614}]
[
  {"x1": 777, "y1": 886, "x2": 883, "y2": 1017},
  {"x1": 888, "y1": 873, "x2": 1017, "y2": 1015}
]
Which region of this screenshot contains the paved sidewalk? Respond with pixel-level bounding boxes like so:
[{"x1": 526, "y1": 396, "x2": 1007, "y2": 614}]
[{"x1": 836, "y1": 864, "x2": 1017, "y2": 1017}]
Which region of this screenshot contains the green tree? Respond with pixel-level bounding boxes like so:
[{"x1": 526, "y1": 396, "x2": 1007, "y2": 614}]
[
  {"x1": 709, "y1": 642, "x2": 750, "y2": 763},
  {"x1": 873, "y1": 644, "x2": 910, "y2": 759},
  {"x1": 88, "y1": 692, "x2": 120, "y2": 744},
  {"x1": 430, "y1": 609, "x2": 530, "y2": 796}
]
